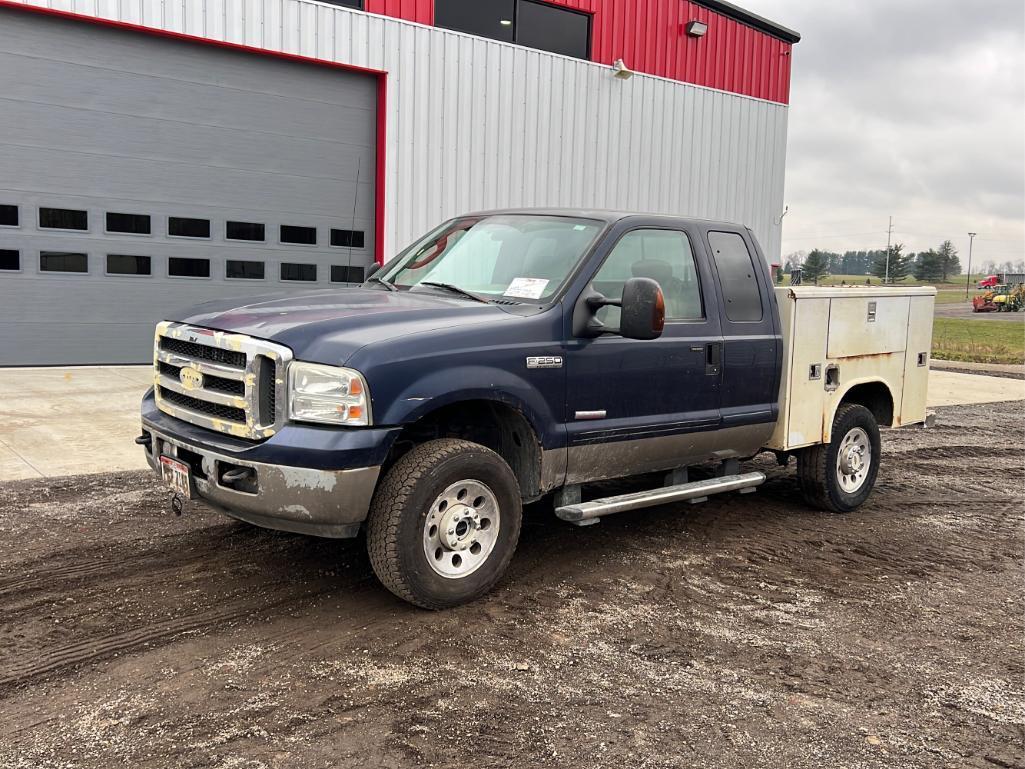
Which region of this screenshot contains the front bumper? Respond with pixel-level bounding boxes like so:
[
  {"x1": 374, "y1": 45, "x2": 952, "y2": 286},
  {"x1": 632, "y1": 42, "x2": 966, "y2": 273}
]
[{"x1": 141, "y1": 420, "x2": 382, "y2": 539}]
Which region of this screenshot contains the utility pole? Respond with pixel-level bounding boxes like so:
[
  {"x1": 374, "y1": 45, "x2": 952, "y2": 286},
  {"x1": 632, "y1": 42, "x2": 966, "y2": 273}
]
[
  {"x1": 964, "y1": 232, "x2": 977, "y2": 300},
  {"x1": 884, "y1": 216, "x2": 894, "y2": 284}
]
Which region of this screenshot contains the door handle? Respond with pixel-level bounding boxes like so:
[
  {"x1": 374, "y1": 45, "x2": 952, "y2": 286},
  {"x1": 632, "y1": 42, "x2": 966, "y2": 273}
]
[{"x1": 705, "y1": 342, "x2": 722, "y2": 376}]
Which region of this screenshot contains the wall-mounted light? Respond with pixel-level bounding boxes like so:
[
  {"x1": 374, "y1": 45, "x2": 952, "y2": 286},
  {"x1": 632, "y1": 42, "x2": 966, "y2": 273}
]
[
  {"x1": 685, "y1": 20, "x2": 708, "y2": 37},
  {"x1": 612, "y1": 58, "x2": 634, "y2": 80},
  {"x1": 499, "y1": 19, "x2": 512, "y2": 26}
]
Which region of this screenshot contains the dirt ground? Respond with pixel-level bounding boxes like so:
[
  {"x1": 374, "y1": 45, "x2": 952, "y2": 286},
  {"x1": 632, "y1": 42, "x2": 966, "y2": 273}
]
[{"x1": 1, "y1": 402, "x2": 1022, "y2": 769}]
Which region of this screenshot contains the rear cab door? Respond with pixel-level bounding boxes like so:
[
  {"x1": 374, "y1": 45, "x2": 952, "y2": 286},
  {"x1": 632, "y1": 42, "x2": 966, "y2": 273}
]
[{"x1": 700, "y1": 225, "x2": 783, "y2": 433}]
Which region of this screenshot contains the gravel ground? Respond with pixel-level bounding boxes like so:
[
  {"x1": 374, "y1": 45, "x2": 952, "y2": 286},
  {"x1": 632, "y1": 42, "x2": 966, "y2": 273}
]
[{"x1": 0, "y1": 402, "x2": 1022, "y2": 769}]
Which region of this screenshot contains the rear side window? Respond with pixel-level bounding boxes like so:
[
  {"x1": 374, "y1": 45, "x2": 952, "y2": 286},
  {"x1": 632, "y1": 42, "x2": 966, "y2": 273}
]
[{"x1": 707, "y1": 231, "x2": 763, "y2": 322}]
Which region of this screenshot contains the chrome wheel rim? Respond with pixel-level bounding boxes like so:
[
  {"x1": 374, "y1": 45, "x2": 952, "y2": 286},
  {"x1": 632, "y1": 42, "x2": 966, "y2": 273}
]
[
  {"x1": 423, "y1": 479, "x2": 500, "y2": 579},
  {"x1": 836, "y1": 427, "x2": 871, "y2": 493}
]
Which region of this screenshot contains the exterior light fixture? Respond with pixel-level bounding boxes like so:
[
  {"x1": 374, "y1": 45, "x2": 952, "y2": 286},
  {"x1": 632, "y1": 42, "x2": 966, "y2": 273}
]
[
  {"x1": 499, "y1": 19, "x2": 512, "y2": 26},
  {"x1": 612, "y1": 58, "x2": 634, "y2": 80},
  {"x1": 685, "y1": 20, "x2": 708, "y2": 37}
]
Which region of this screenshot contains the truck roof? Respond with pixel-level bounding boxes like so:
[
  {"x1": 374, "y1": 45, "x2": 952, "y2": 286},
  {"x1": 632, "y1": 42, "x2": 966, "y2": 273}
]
[{"x1": 462, "y1": 207, "x2": 747, "y2": 230}]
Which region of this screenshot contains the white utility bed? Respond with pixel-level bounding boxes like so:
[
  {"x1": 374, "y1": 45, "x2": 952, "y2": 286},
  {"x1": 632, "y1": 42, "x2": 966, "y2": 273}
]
[{"x1": 766, "y1": 286, "x2": 936, "y2": 451}]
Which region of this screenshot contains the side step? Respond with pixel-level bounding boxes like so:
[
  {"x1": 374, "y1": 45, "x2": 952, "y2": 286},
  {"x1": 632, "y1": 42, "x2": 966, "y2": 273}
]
[{"x1": 555, "y1": 471, "x2": 766, "y2": 524}]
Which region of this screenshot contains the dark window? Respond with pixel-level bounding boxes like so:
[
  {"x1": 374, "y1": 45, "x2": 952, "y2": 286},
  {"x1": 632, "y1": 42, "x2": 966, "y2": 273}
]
[
  {"x1": 323, "y1": 0, "x2": 362, "y2": 7},
  {"x1": 435, "y1": 0, "x2": 515, "y2": 42},
  {"x1": 331, "y1": 265, "x2": 366, "y2": 283},
  {"x1": 0, "y1": 204, "x2": 17, "y2": 227},
  {"x1": 40, "y1": 251, "x2": 88, "y2": 272},
  {"x1": 435, "y1": 0, "x2": 590, "y2": 59},
  {"x1": 106, "y1": 212, "x2": 151, "y2": 235},
  {"x1": 281, "y1": 263, "x2": 317, "y2": 282},
  {"x1": 515, "y1": 0, "x2": 590, "y2": 59},
  {"x1": 107, "y1": 254, "x2": 151, "y2": 275},
  {"x1": 707, "y1": 231, "x2": 764, "y2": 322},
  {"x1": 226, "y1": 221, "x2": 265, "y2": 241},
  {"x1": 0, "y1": 249, "x2": 19, "y2": 270},
  {"x1": 226, "y1": 260, "x2": 265, "y2": 279},
  {"x1": 168, "y1": 216, "x2": 210, "y2": 238},
  {"x1": 281, "y1": 224, "x2": 317, "y2": 245},
  {"x1": 331, "y1": 228, "x2": 366, "y2": 248},
  {"x1": 168, "y1": 256, "x2": 211, "y2": 277},
  {"x1": 39, "y1": 207, "x2": 88, "y2": 230}
]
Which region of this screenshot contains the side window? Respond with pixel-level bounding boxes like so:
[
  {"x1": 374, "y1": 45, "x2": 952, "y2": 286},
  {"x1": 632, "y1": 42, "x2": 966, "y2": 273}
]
[
  {"x1": 707, "y1": 231, "x2": 763, "y2": 322},
  {"x1": 591, "y1": 229, "x2": 703, "y2": 326}
]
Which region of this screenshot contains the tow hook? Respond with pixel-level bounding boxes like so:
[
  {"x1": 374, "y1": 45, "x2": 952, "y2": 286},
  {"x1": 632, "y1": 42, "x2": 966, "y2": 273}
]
[
  {"x1": 221, "y1": 466, "x2": 254, "y2": 486},
  {"x1": 134, "y1": 433, "x2": 151, "y2": 448}
]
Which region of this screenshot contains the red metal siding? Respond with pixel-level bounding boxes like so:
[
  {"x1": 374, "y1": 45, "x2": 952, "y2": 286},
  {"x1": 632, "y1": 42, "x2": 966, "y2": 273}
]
[{"x1": 366, "y1": 0, "x2": 792, "y2": 103}]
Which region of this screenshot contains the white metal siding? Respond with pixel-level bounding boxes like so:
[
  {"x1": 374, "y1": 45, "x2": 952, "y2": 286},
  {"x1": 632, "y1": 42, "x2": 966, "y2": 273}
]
[{"x1": 7, "y1": 0, "x2": 789, "y2": 264}]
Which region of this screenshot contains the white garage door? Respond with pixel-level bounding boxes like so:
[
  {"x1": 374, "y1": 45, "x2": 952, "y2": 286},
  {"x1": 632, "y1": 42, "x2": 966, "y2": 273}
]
[{"x1": 0, "y1": 7, "x2": 378, "y2": 365}]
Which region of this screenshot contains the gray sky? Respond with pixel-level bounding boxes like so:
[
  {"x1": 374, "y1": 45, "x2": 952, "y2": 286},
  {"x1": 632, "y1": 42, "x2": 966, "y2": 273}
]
[{"x1": 745, "y1": 0, "x2": 1025, "y2": 268}]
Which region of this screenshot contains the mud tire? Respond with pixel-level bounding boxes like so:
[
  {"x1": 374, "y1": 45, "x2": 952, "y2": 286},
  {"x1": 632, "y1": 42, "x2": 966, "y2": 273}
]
[{"x1": 798, "y1": 403, "x2": 881, "y2": 513}]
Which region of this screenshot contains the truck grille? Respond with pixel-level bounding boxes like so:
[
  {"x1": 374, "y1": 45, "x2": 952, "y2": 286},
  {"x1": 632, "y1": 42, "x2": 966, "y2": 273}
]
[{"x1": 153, "y1": 321, "x2": 292, "y2": 440}]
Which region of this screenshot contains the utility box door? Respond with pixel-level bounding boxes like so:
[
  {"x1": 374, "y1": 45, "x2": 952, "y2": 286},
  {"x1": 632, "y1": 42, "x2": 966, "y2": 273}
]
[{"x1": 826, "y1": 296, "x2": 911, "y2": 359}]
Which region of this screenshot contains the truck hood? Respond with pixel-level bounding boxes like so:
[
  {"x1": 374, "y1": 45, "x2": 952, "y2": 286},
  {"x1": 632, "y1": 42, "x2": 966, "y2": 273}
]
[{"x1": 173, "y1": 287, "x2": 515, "y2": 365}]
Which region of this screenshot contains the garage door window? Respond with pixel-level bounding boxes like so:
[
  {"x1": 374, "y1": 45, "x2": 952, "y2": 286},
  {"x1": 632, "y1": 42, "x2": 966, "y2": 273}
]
[
  {"x1": 331, "y1": 265, "x2": 365, "y2": 283},
  {"x1": 40, "y1": 208, "x2": 88, "y2": 231},
  {"x1": 169, "y1": 257, "x2": 211, "y2": 278},
  {"x1": 0, "y1": 205, "x2": 17, "y2": 227},
  {"x1": 227, "y1": 221, "x2": 265, "y2": 242},
  {"x1": 40, "y1": 251, "x2": 88, "y2": 273},
  {"x1": 281, "y1": 263, "x2": 317, "y2": 282},
  {"x1": 107, "y1": 254, "x2": 151, "y2": 276},
  {"x1": 227, "y1": 260, "x2": 265, "y2": 280},
  {"x1": 331, "y1": 229, "x2": 365, "y2": 248},
  {"x1": 0, "y1": 250, "x2": 19, "y2": 270},
  {"x1": 168, "y1": 217, "x2": 211, "y2": 238},
  {"x1": 281, "y1": 225, "x2": 317, "y2": 245},
  {"x1": 106, "y1": 212, "x2": 151, "y2": 235}
]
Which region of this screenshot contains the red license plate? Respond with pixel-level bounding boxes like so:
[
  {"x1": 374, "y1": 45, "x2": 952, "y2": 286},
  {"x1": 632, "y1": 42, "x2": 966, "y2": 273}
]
[{"x1": 159, "y1": 455, "x2": 193, "y2": 499}]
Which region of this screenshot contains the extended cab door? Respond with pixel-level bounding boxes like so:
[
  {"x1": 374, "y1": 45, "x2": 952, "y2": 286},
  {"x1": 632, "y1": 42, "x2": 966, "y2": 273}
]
[
  {"x1": 703, "y1": 228, "x2": 782, "y2": 433},
  {"x1": 563, "y1": 224, "x2": 724, "y2": 484}
]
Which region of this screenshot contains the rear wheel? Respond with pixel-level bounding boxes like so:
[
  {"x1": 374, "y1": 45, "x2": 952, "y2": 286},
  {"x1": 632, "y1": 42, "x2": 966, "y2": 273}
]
[
  {"x1": 798, "y1": 403, "x2": 881, "y2": 512},
  {"x1": 365, "y1": 439, "x2": 522, "y2": 609}
]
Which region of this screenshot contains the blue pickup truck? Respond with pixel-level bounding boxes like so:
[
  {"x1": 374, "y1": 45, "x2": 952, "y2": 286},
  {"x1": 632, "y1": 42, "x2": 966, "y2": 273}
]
[{"x1": 140, "y1": 209, "x2": 935, "y2": 608}]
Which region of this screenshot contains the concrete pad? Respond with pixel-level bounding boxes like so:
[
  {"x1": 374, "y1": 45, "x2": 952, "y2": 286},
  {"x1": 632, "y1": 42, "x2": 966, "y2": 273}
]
[
  {"x1": 926, "y1": 370, "x2": 1025, "y2": 407},
  {"x1": 0, "y1": 441, "x2": 43, "y2": 481}
]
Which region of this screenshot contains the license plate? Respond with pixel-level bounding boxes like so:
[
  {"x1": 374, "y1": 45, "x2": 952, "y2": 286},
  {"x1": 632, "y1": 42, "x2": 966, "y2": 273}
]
[{"x1": 160, "y1": 455, "x2": 193, "y2": 499}]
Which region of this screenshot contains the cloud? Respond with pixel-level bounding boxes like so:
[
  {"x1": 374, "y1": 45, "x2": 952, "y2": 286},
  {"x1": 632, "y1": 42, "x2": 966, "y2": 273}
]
[{"x1": 745, "y1": 0, "x2": 1024, "y2": 263}]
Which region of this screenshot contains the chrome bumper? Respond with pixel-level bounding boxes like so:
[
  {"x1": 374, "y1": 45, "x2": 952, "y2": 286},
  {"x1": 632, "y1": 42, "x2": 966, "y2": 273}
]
[{"x1": 141, "y1": 424, "x2": 380, "y2": 538}]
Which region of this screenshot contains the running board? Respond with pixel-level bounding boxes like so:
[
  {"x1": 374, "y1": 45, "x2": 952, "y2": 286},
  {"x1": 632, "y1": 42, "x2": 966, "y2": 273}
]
[{"x1": 555, "y1": 472, "x2": 766, "y2": 523}]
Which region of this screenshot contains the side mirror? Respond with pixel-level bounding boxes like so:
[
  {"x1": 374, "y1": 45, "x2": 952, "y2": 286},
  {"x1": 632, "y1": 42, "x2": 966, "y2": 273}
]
[
  {"x1": 574, "y1": 277, "x2": 665, "y2": 340},
  {"x1": 619, "y1": 277, "x2": 665, "y2": 340},
  {"x1": 364, "y1": 262, "x2": 381, "y2": 279}
]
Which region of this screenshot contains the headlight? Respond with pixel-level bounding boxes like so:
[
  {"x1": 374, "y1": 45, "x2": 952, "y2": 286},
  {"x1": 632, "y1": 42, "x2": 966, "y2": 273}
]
[{"x1": 287, "y1": 362, "x2": 371, "y2": 426}]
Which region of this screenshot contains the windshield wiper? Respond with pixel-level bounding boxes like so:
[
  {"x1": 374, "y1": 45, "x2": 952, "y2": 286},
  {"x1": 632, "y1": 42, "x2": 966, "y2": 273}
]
[
  {"x1": 365, "y1": 275, "x2": 397, "y2": 291},
  {"x1": 416, "y1": 281, "x2": 491, "y2": 304}
]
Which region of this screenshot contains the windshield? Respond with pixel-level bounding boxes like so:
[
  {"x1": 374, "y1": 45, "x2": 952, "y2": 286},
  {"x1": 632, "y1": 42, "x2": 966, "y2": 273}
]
[{"x1": 379, "y1": 214, "x2": 604, "y2": 302}]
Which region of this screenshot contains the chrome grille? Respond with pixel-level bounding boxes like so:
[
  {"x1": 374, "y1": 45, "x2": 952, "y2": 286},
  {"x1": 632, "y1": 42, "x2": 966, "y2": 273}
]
[{"x1": 153, "y1": 321, "x2": 292, "y2": 440}]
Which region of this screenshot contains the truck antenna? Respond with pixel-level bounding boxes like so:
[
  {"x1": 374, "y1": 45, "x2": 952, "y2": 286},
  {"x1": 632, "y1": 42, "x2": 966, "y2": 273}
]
[{"x1": 346, "y1": 156, "x2": 361, "y2": 283}]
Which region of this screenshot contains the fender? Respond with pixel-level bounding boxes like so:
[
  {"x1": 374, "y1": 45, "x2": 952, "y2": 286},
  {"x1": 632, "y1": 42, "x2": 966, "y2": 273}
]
[{"x1": 823, "y1": 376, "x2": 896, "y2": 443}]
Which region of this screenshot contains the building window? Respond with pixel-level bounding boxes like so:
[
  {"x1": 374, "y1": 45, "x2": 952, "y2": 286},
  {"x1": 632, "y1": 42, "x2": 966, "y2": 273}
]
[
  {"x1": 435, "y1": 0, "x2": 590, "y2": 59},
  {"x1": 39, "y1": 207, "x2": 88, "y2": 231},
  {"x1": 107, "y1": 254, "x2": 152, "y2": 276},
  {"x1": 0, "y1": 205, "x2": 17, "y2": 227},
  {"x1": 707, "y1": 231, "x2": 764, "y2": 322},
  {"x1": 106, "y1": 212, "x2": 151, "y2": 235},
  {"x1": 168, "y1": 256, "x2": 211, "y2": 278},
  {"x1": 40, "y1": 251, "x2": 88, "y2": 273},
  {"x1": 281, "y1": 225, "x2": 317, "y2": 245},
  {"x1": 331, "y1": 265, "x2": 366, "y2": 283},
  {"x1": 227, "y1": 260, "x2": 265, "y2": 280},
  {"x1": 281, "y1": 263, "x2": 317, "y2": 282},
  {"x1": 168, "y1": 216, "x2": 210, "y2": 238},
  {"x1": 322, "y1": 0, "x2": 362, "y2": 8},
  {"x1": 0, "y1": 250, "x2": 19, "y2": 270},
  {"x1": 227, "y1": 221, "x2": 265, "y2": 241},
  {"x1": 331, "y1": 229, "x2": 365, "y2": 248}
]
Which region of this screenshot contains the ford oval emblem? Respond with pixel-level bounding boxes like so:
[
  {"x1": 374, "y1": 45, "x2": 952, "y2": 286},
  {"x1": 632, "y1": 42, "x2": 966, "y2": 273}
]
[{"x1": 179, "y1": 366, "x2": 204, "y2": 390}]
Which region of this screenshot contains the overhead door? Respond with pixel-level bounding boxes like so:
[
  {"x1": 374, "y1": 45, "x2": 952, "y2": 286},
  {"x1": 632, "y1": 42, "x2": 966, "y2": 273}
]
[{"x1": 0, "y1": 8, "x2": 378, "y2": 365}]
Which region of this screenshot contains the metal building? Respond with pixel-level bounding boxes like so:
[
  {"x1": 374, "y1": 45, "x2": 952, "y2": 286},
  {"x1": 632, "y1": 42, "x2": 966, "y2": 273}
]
[{"x1": 0, "y1": 0, "x2": 799, "y2": 365}]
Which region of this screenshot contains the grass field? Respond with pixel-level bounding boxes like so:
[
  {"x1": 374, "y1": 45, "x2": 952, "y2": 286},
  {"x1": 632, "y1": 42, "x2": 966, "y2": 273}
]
[{"x1": 932, "y1": 317, "x2": 1025, "y2": 364}]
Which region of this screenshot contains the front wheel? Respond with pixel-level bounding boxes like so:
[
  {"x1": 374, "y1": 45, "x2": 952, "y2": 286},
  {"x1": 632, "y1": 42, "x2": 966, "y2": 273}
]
[
  {"x1": 365, "y1": 439, "x2": 522, "y2": 609},
  {"x1": 797, "y1": 403, "x2": 881, "y2": 512}
]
